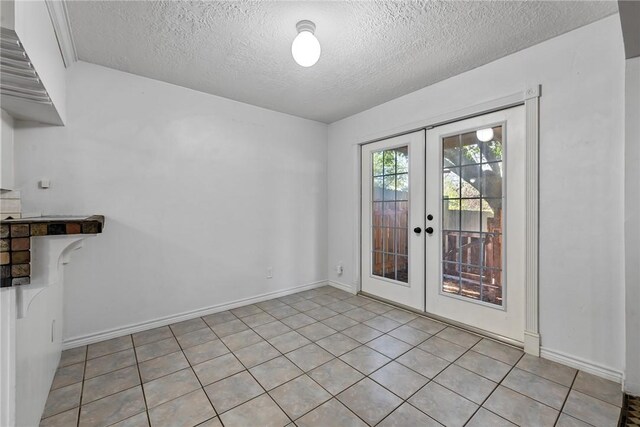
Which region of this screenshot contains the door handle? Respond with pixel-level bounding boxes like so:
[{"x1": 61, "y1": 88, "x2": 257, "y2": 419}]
[
  {"x1": 426, "y1": 227, "x2": 434, "y2": 235},
  {"x1": 413, "y1": 227, "x2": 422, "y2": 234}
]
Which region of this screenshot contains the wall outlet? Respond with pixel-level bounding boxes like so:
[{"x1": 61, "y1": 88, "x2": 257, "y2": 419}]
[
  {"x1": 266, "y1": 267, "x2": 273, "y2": 279},
  {"x1": 336, "y1": 262, "x2": 343, "y2": 275}
]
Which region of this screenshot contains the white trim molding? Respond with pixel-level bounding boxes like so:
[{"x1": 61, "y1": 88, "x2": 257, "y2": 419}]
[
  {"x1": 328, "y1": 280, "x2": 357, "y2": 294},
  {"x1": 541, "y1": 347, "x2": 623, "y2": 384},
  {"x1": 524, "y1": 85, "x2": 541, "y2": 356},
  {"x1": 45, "y1": 0, "x2": 77, "y2": 68},
  {"x1": 63, "y1": 280, "x2": 329, "y2": 349}
]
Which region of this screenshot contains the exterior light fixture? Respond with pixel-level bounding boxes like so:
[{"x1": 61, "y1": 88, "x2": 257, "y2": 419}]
[
  {"x1": 476, "y1": 128, "x2": 494, "y2": 142},
  {"x1": 292, "y1": 20, "x2": 321, "y2": 67}
]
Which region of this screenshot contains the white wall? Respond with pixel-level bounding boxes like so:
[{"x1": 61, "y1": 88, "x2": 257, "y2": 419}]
[
  {"x1": 327, "y1": 15, "x2": 626, "y2": 374},
  {"x1": 624, "y1": 56, "x2": 640, "y2": 394},
  {"x1": 1, "y1": 110, "x2": 15, "y2": 191},
  {"x1": 14, "y1": 62, "x2": 328, "y2": 343}
]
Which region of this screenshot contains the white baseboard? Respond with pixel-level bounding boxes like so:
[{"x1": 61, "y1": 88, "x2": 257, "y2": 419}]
[
  {"x1": 63, "y1": 280, "x2": 329, "y2": 350},
  {"x1": 328, "y1": 280, "x2": 356, "y2": 294},
  {"x1": 540, "y1": 347, "x2": 623, "y2": 385}
]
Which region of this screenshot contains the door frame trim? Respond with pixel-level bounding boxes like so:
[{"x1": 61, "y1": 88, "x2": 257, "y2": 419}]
[{"x1": 356, "y1": 86, "x2": 541, "y2": 355}]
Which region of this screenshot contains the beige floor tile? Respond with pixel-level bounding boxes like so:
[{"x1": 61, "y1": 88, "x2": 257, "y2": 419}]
[
  {"x1": 388, "y1": 325, "x2": 431, "y2": 346},
  {"x1": 85, "y1": 348, "x2": 137, "y2": 379},
  {"x1": 562, "y1": 389, "x2": 621, "y2": 427},
  {"x1": 233, "y1": 340, "x2": 280, "y2": 367},
  {"x1": 88, "y1": 336, "x2": 133, "y2": 360},
  {"x1": 296, "y1": 322, "x2": 337, "y2": 341},
  {"x1": 230, "y1": 304, "x2": 263, "y2": 318},
  {"x1": 382, "y1": 309, "x2": 418, "y2": 324},
  {"x1": 377, "y1": 402, "x2": 441, "y2": 427},
  {"x1": 342, "y1": 324, "x2": 383, "y2": 344},
  {"x1": 290, "y1": 300, "x2": 322, "y2": 312},
  {"x1": 369, "y1": 361, "x2": 429, "y2": 399},
  {"x1": 325, "y1": 301, "x2": 357, "y2": 314},
  {"x1": 516, "y1": 354, "x2": 577, "y2": 387},
  {"x1": 362, "y1": 301, "x2": 394, "y2": 315},
  {"x1": 396, "y1": 347, "x2": 450, "y2": 379},
  {"x1": 204, "y1": 371, "x2": 264, "y2": 413},
  {"x1": 241, "y1": 311, "x2": 277, "y2": 328},
  {"x1": 139, "y1": 351, "x2": 190, "y2": 383},
  {"x1": 484, "y1": 385, "x2": 559, "y2": 427},
  {"x1": 466, "y1": 408, "x2": 516, "y2": 426},
  {"x1": 51, "y1": 362, "x2": 85, "y2": 390},
  {"x1": 434, "y1": 364, "x2": 497, "y2": 404},
  {"x1": 39, "y1": 407, "x2": 79, "y2": 427},
  {"x1": 210, "y1": 319, "x2": 249, "y2": 337},
  {"x1": 572, "y1": 371, "x2": 623, "y2": 407},
  {"x1": 196, "y1": 417, "x2": 223, "y2": 427},
  {"x1": 202, "y1": 310, "x2": 237, "y2": 327},
  {"x1": 363, "y1": 315, "x2": 402, "y2": 333},
  {"x1": 168, "y1": 318, "x2": 208, "y2": 336},
  {"x1": 79, "y1": 386, "x2": 145, "y2": 427},
  {"x1": 220, "y1": 394, "x2": 290, "y2": 427},
  {"x1": 132, "y1": 327, "x2": 173, "y2": 347},
  {"x1": 268, "y1": 331, "x2": 312, "y2": 353},
  {"x1": 269, "y1": 375, "x2": 331, "y2": 420},
  {"x1": 220, "y1": 329, "x2": 264, "y2": 351},
  {"x1": 321, "y1": 314, "x2": 359, "y2": 331},
  {"x1": 295, "y1": 398, "x2": 367, "y2": 427},
  {"x1": 42, "y1": 382, "x2": 82, "y2": 419},
  {"x1": 436, "y1": 327, "x2": 481, "y2": 348},
  {"x1": 143, "y1": 368, "x2": 201, "y2": 408},
  {"x1": 175, "y1": 327, "x2": 217, "y2": 349},
  {"x1": 82, "y1": 365, "x2": 141, "y2": 404},
  {"x1": 59, "y1": 347, "x2": 87, "y2": 368},
  {"x1": 337, "y1": 378, "x2": 402, "y2": 426},
  {"x1": 305, "y1": 306, "x2": 339, "y2": 321},
  {"x1": 309, "y1": 359, "x2": 364, "y2": 395},
  {"x1": 286, "y1": 343, "x2": 335, "y2": 372},
  {"x1": 281, "y1": 313, "x2": 317, "y2": 329},
  {"x1": 406, "y1": 317, "x2": 447, "y2": 335},
  {"x1": 267, "y1": 305, "x2": 300, "y2": 320},
  {"x1": 148, "y1": 389, "x2": 215, "y2": 427},
  {"x1": 256, "y1": 299, "x2": 287, "y2": 311},
  {"x1": 249, "y1": 356, "x2": 303, "y2": 390},
  {"x1": 409, "y1": 381, "x2": 478, "y2": 427},
  {"x1": 455, "y1": 350, "x2": 511, "y2": 382},
  {"x1": 365, "y1": 334, "x2": 413, "y2": 359},
  {"x1": 316, "y1": 333, "x2": 361, "y2": 356},
  {"x1": 418, "y1": 336, "x2": 468, "y2": 362},
  {"x1": 135, "y1": 337, "x2": 181, "y2": 363},
  {"x1": 340, "y1": 345, "x2": 391, "y2": 375},
  {"x1": 501, "y1": 367, "x2": 569, "y2": 409},
  {"x1": 252, "y1": 320, "x2": 292, "y2": 340},
  {"x1": 471, "y1": 339, "x2": 523, "y2": 365},
  {"x1": 109, "y1": 411, "x2": 149, "y2": 427},
  {"x1": 343, "y1": 307, "x2": 377, "y2": 322},
  {"x1": 555, "y1": 413, "x2": 593, "y2": 427},
  {"x1": 183, "y1": 339, "x2": 229, "y2": 365},
  {"x1": 193, "y1": 353, "x2": 245, "y2": 386}
]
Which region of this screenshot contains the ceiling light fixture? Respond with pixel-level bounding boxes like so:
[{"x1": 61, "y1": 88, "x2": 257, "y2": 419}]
[
  {"x1": 476, "y1": 128, "x2": 494, "y2": 142},
  {"x1": 292, "y1": 20, "x2": 321, "y2": 67}
]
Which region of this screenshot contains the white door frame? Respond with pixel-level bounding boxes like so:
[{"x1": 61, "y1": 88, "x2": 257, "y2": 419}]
[{"x1": 356, "y1": 86, "x2": 541, "y2": 355}]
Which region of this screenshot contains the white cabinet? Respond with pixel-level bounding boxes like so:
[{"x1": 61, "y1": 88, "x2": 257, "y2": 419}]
[{"x1": 1, "y1": 0, "x2": 66, "y2": 125}]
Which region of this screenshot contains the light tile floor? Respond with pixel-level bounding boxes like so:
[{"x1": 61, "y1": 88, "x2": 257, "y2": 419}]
[{"x1": 41, "y1": 286, "x2": 623, "y2": 427}]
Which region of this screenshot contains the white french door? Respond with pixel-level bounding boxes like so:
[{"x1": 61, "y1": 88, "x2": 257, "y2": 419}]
[
  {"x1": 361, "y1": 130, "x2": 425, "y2": 311},
  {"x1": 361, "y1": 106, "x2": 526, "y2": 342},
  {"x1": 425, "y1": 106, "x2": 526, "y2": 342}
]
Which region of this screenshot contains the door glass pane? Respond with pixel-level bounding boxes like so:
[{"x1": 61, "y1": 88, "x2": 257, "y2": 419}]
[
  {"x1": 371, "y1": 146, "x2": 409, "y2": 284},
  {"x1": 441, "y1": 126, "x2": 504, "y2": 306}
]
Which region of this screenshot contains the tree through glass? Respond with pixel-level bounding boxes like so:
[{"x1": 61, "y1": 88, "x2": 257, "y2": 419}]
[
  {"x1": 442, "y1": 126, "x2": 504, "y2": 305},
  {"x1": 372, "y1": 146, "x2": 409, "y2": 283}
]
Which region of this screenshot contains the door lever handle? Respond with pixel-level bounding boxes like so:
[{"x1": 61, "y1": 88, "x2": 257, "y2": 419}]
[{"x1": 413, "y1": 227, "x2": 422, "y2": 234}]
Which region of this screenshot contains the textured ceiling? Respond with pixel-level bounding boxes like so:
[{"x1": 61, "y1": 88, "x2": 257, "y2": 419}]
[{"x1": 67, "y1": 1, "x2": 617, "y2": 123}]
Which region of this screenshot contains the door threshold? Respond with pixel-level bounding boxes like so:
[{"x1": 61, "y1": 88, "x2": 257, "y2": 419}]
[{"x1": 358, "y1": 291, "x2": 524, "y2": 349}]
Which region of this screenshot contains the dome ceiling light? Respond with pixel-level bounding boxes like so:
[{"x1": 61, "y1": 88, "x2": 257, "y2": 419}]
[{"x1": 291, "y1": 20, "x2": 321, "y2": 67}]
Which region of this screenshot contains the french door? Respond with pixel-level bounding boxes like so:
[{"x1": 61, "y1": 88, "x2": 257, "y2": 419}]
[
  {"x1": 361, "y1": 106, "x2": 526, "y2": 342},
  {"x1": 361, "y1": 131, "x2": 425, "y2": 310}
]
